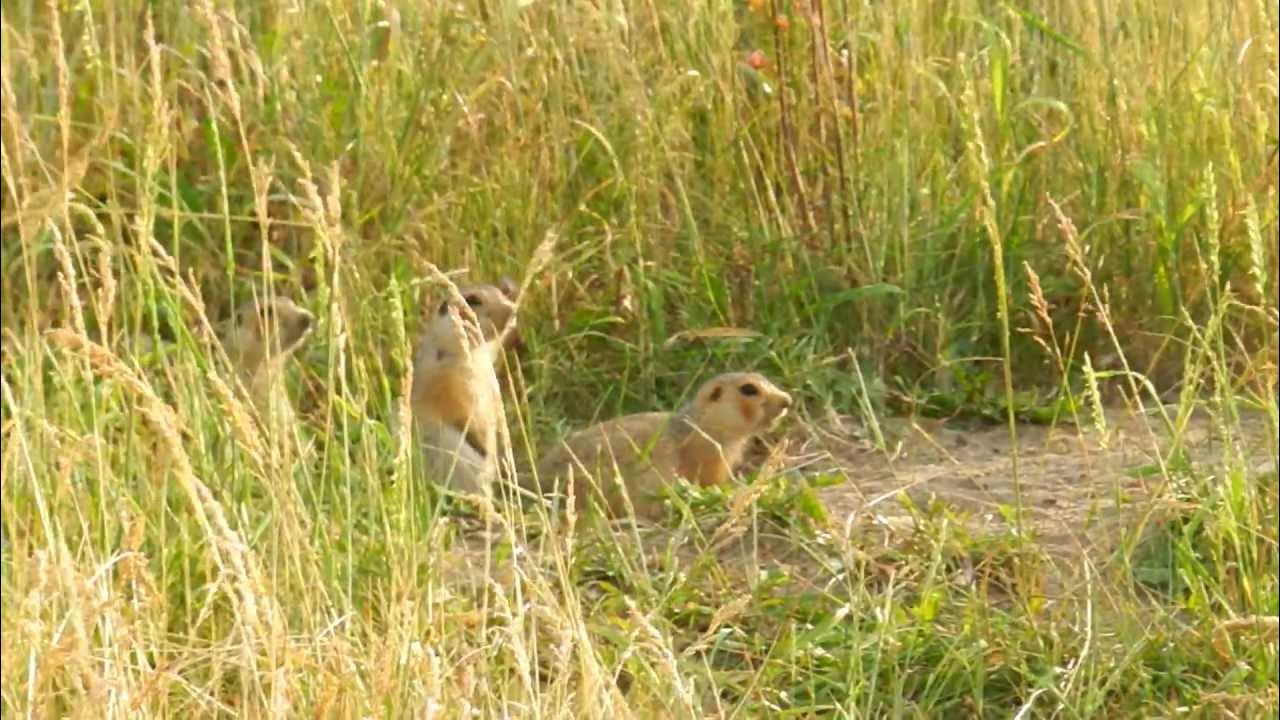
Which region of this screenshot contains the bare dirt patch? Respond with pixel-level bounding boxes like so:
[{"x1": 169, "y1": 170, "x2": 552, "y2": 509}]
[{"x1": 773, "y1": 404, "x2": 1276, "y2": 563}]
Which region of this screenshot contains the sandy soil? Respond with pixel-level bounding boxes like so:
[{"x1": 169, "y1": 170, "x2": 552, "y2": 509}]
[{"x1": 782, "y1": 404, "x2": 1275, "y2": 556}]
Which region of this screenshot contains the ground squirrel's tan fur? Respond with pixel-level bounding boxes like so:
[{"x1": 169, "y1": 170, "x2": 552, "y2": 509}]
[
  {"x1": 533, "y1": 372, "x2": 792, "y2": 519},
  {"x1": 222, "y1": 295, "x2": 314, "y2": 427},
  {"x1": 409, "y1": 280, "x2": 520, "y2": 495}
]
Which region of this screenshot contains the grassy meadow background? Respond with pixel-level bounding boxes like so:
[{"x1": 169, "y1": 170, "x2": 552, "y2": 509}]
[{"x1": 2, "y1": 0, "x2": 1277, "y2": 716}]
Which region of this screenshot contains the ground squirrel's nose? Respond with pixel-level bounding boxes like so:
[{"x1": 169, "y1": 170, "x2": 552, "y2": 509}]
[{"x1": 507, "y1": 328, "x2": 526, "y2": 352}]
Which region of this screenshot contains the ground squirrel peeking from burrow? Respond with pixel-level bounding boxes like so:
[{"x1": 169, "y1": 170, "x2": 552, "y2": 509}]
[
  {"x1": 532, "y1": 372, "x2": 793, "y2": 520},
  {"x1": 407, "y1": 279, "x2": 522, "y2": 496},
  {"x1": 221, "y1": 294, "x2": 315, "y2": 428}
]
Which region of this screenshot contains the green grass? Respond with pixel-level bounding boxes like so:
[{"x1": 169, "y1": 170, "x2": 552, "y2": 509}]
[{"x1": 2, "y1": 0, "x2": 1277, "y2": 716}]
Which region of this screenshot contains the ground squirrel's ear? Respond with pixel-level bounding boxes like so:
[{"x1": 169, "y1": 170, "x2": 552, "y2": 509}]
[
  {"x1": 709, "y1": 386, "x2": 723, "y2": 402},
  {"x1": 497, "y1": 276, "x2": 518, "y2": 299}
]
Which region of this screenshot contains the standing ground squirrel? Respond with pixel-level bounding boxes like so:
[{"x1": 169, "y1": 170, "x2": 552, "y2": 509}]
[
  {"x1": 222, "y1": 295, "x2": 314, "y2": 428},
  {"x1": 533, "y1": 372, "x2": 793, "y2": 519},
  {"x1": 409, "y1": 280, "x2": 520, "y2": 495}
]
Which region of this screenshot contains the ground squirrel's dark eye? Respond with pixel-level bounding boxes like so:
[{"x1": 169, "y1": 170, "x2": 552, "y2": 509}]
[
  {"x1": 739, "y1": 383, "x2": 760, "y2": 397},
  {"x1": 437, "y1": 300, "x2": 450, "y2": 315},
  {"x1": 464, "y1": 294, "x2": 481, "y2": 307}
]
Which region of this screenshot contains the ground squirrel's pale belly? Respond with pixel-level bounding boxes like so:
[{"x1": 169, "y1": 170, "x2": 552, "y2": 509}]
[{"x1": 414, "y1": 365, "x2": 479, "y2": 430}]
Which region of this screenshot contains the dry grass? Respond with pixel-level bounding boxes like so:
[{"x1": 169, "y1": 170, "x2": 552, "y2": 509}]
[{"x1": 2, "y1": 0, "x2": 1277, "y2": 716}]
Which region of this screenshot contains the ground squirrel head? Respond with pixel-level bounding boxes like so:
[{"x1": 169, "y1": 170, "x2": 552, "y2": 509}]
[
  {"x1": 680, "y1": 371, "x2": 792, "y2": 441},
  {"x1": 421, "y1": 280, "x2": 520, "y2": 362},
  {"x1": 223, "y1": 295, "x2": 314, "y2": 377}
]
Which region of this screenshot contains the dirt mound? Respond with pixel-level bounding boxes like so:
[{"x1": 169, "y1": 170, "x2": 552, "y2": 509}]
[{"x1": 781, "y1": 405, "x2": 1276, "y2": 561}]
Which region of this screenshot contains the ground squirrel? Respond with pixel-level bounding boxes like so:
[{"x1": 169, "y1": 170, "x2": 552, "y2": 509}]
[
  {"x1": 221, "y1": 294, "x2": 314, "y2": 428},
  {"x1": 533, "y1": 372, "x2": 793, "y2": 519},
  {"x1": 408, "y1": 280, "x2": 520, "y2": 495}
]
